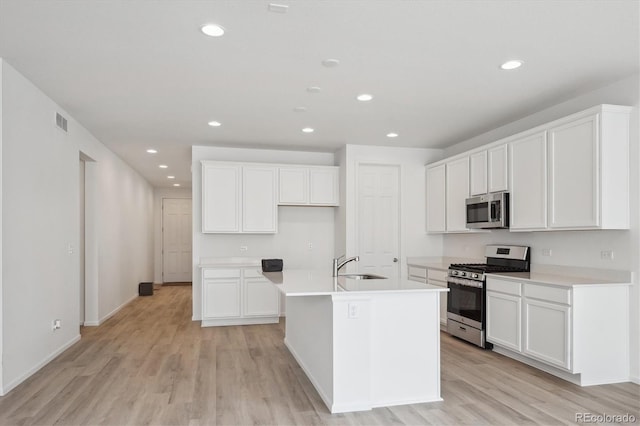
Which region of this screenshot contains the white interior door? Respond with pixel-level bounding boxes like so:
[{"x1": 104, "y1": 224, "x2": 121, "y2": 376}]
[
  {"x1": 357, "y1": 164, "x2": 400, "y2": 278},
  {"x1": 163, "y1": 198, "x2": 193, "y2": 283}
]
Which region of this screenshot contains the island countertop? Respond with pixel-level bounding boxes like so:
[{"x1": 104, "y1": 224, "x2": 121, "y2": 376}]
[{"x1": 261, "y1": 269, "x2": 448, "y2": 296}]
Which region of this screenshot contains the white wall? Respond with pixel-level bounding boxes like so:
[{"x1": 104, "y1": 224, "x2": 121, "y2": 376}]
[
  {"x1": 153, "y1": 187, "x2": 192, "y2": 284},
  {"x1": 192, "y1": 145, "x2": 336, "y2": 320},
  {"x1": 440, "y1": 74, "x2": 640, "y2": 383},
  {"x1": 0, "y1": 60, "x2": 154, "y2": 395},
  {"x1": 336, "y1": 145, "x2": 444, "y2": 276}
]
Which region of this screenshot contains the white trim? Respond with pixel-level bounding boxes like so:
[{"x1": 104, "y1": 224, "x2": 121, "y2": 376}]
[
  {"x1": 83, "y1": 293, "x2": 137, "y2": 327},
  {"x1": 284, "y1": 338, "x2": 338, "y2": 413},
  {"x1": 630, "y1": 374, "x2": 640, "y2": 385},
  {"x1": 201, "y1": 316, "x2": 279, "y2": 327},
  {"x1": 0, "y1": 334, "x2": 81, "y2": 396}
]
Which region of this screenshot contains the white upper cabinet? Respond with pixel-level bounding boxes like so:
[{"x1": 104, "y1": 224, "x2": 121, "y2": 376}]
[
  {"x1": 445, "y1": 156, "x2": 470, "y2": 232},
  {"x1": 488, "y1": 144, "x2": 508, "y2": 193},
  {"x1": 278, "y1": 167, "x2": 308, "y2": 204},
  {"x1": 469, "y1": 151, "x2": 488, "y2": 196},
  {"x1": 202, "y1": 163, "x2": 241, "y2": 233},
  {"x1": 509, "y1": 131, "x2": 548, "y2": 231},
  {"x1": 548, "y1": 107, "x2": 630, "y2": 230},
  {"x1": 470, "y1": 145, "x2": 507, "y2": 196},
  {"x1": 278, "y1": 166, "x2": 339, "y2": 206},
  {"x1": 242, "y1": 166, "x2": 278, "y2": 233},
  {"x1": 426, "y1": 164, "x2": 446, "y2": 233},
  {"x1": 309, "y1": 167, "x2": 339, "y2": 205},
  {"x1": 202, "y1": 161, "x2": 277, "y2": 234}
]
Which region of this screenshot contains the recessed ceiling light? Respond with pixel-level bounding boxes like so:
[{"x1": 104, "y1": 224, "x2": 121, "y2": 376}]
[
  {"x1": 159, "y1": 164, "x2": 168, "y2": 169},
  {"x1": 387, "y1": 133, "x2": 399, "y2": 138},
  {"x1": 268, "y1": 3, "x2": 289, "y2": 13},
  {"x1": 322, "y1": 58, "x2": 340, "y2": 68},
  {"x1": 146, "y1": 149, "x2": 157, "y2": 154},
  {"x1": 173, "y1": 183, "x2": 181, "y2": 187},
  {"x1": 302, "y1": 127, "x2": 314, "y2": 133},
  {"x1": 357, "y1": 93, "x2": 373, "y2": 102},
  {"x1": 167, "y1": 175, "x2": 175, "y2": 179},
  {"x1": 306, "y1": 86, "x2": 322, "y2": 93},
  {"x1": 500, "y1": 59, "x2": 524, "y2": 70},
  {"x1": 208, "y1": 120, "x2": 222, "y2": 127},
  {"x1": 293, "y1": 106, "x2": 307, "y2": 112},
  {"x1": 201, "y1": 24, "x2": 225, "y2": 37}
]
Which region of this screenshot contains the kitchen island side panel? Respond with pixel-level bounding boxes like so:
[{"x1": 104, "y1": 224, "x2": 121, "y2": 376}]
[
  {"x1": 284, "y1": 295, "x2": 334, "y2": 407},
  {"x1": 370, "y1": 292, "x2": 442, "y2": 406}
]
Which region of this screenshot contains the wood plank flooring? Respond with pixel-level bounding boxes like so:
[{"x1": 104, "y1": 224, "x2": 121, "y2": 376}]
[{"x1": 0, "y1": 286, "x2": 637, "y2": 425}]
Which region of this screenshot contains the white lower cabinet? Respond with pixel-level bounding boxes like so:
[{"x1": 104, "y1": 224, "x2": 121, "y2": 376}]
[
  {"x1": 486, "y1": 291, "x2": 521, "y2": 352},
  {"x1": 523, "y1": 298, "x2": 571, "y2": 369},
  {"x1": 407, "y1": 265, "x2": 447, "y2": 327},
  {"x1": 486, "y1": 276, "x2": 630, "y2": 386},
  {"x1": 202, "y1": 267, "x2": 279, "y2": 326}
]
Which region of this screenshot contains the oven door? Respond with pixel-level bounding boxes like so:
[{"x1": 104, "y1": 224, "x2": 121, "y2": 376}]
[{"x1": 447, "y1": 278, "x2": 484, "y2": 330}]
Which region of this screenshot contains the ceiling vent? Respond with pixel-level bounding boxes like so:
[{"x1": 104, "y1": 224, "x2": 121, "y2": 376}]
[{"x1": 55, "y1": 112, "x2": 68, "y2": 132}]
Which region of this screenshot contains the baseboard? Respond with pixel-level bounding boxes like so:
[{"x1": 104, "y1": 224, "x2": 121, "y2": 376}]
[
  {"x1": 84, "y1": 293, "x2": 137, "y2": 327},
  {"x1": 1, "y1": 334, "x2": 81, "y2": 396},
  {"x1": 631, "y1": 374, "x2": 640, "y2": 385},
  {"x1": 284, "y1": 338, "x2": 336, "y2": 413}
]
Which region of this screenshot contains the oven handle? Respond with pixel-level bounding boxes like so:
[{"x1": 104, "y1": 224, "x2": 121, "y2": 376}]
[{"x1": 448, "y1": 277, "x2": 483, "y2": 288}]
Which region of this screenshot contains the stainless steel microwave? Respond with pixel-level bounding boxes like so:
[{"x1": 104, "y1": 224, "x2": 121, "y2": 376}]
[{"x1": 465, "y1": 192, "x2": 509, "y2": 229}]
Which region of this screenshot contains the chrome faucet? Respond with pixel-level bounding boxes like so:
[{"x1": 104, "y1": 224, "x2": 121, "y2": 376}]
[{"x1": 332, "y1": 254, "x2": 359, "y2": 277}]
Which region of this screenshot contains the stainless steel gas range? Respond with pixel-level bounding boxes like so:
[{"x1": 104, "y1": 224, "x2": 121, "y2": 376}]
[{"x1": 446, "y1": 245, "x2": 530, "y2": 348}]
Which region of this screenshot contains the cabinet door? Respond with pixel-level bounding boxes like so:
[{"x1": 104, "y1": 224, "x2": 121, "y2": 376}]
[
  {"x1": 309, "y1": 167, "x2": 339, "y2": 205},
  {"x1": 469, "y1": 151, "x2": 488, "y2": 196},
  {"x1": 440, "y1": 291, "x2": 448, "y2": 327},
  {"x1": 548, "y1": 114, "x2": 599, "y2": 229},
  {"x1": 279, "y1": 167, "x2": 308, "y2": 205},
  {"x1": 486, "y1": 291, "x2": 522, "y2": 352},
  {"x1": 523, "y1": 298, "x2": 571, "y2": 370},
  {"x1": 244, "y1": 278, "x2": 280, "y2": 317},
  {"x1": 446, "y1": 157, "x2": 470, "y2": 232},
  {"x1": 426, "y1": 164, "x2": 446, "y2": 232},
  {"x1": 202, "y1": 163, "x2": 240, "y2": 233},
  {"x1": 488, "y1": 144, "x2": 508, "y2": 193},
  {"x1": 509, "y1": 132, "x2": 548, "y2": 230},
  {"x1": 242, "y1": 166, "x2": 277, "y2": 233},
  {"x1": 203, "y1": 278, "x2": 241, "y2": 318}
]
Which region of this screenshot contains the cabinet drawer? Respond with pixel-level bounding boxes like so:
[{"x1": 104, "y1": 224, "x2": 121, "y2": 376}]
[
  {"x1": 427, "y1": 269, "x2": 448, "y2": 283},
  {"x1": 486, "y1": 278, "x2": 521, "y2": 296},
  {"x1": 203, "y1": 268, "x2": 241, "y2": 279},
  {"x1": 408, "y1": 266, "x2": 427, "y2": 279},
  {"x1": 524, "y1": 284, "x2": 571, "y2": 305}
]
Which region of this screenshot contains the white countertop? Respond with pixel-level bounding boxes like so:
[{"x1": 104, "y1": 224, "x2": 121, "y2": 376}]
[
  {"x1": 262, "y1": 269, "x2": 448, "y2": 296},
  {"x1": 486, "y1": 270, "x2": 632, "y2": 287},
  {"x1": 406, "y1": 256, "x2": 482, "y2": 271},
  {"x1": 198, "y1": 257, "x2": 261, "y2": 268}
]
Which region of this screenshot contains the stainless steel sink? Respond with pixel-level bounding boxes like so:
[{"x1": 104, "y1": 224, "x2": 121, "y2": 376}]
[{"x1": 338, "y1": 273, "x2": 387, "y2": 280}]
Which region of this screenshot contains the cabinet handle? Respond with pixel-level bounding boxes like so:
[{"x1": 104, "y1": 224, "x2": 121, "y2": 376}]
[{"x1": 459, "y1": 326, "x2": 467, "y2": 331}]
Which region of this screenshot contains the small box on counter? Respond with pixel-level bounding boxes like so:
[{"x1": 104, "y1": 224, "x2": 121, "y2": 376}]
[{"x1": 261, "y1": 259, "x2": 283, "y2": 272}]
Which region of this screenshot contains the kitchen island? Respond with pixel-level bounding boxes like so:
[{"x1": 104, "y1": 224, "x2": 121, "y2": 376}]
[{"x1": 262, "y1": 270, "x2": 448, "y2": 414}]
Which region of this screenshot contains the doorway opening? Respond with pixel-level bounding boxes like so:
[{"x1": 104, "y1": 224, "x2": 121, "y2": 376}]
[
  {"x1": 79, "y1": 152, "x2": 98, "y2": 328},
  {"x1": 162, "y1": 198, "x2": 193, "y2": 284}
]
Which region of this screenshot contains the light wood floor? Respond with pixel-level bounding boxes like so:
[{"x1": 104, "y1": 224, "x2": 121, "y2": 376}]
[{"x1": 0, "y1": 286, "x2": 637, "y2": 426}]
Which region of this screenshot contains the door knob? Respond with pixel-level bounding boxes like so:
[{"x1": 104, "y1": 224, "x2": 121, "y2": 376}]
[{"x1": 393, "y1": 257, "x2": 398, "y2": 263}]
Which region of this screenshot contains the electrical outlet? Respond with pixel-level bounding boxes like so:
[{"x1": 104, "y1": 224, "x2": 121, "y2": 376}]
[
  {"x1": 239, "y1": 246, "x2": 248, "y2": 252},
  {"x1": 601, "y1": 250, "x2": 614, "y2": 261},
  {"x1": 348, "y1": 303, "x2": 359, "y2": 319},
  {"x1": 308, "y1": 242, "x2": 313, "y2": 250},
  {"x1": 52, "y1": 319, "x2": 61, "y2": 330},
  {"x1": 542, "y1": 248, "x2": 552, "y2": 257}
]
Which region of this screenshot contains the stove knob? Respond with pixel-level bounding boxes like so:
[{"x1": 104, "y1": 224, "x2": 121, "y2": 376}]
[
  {"x1": 472, "y1": 273, "x2": 479, "y2": 279},
  {"x1": 451, "y1": 271, "x2": 458, "y2": 276},
  {"x1": 460, "y1": 272, "x2": 467, "y2": 277}
]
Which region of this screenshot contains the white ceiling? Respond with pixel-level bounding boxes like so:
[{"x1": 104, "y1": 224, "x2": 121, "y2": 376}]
[{"x1": 0, "y1": 0, "x2": 638, "y2": 188}]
